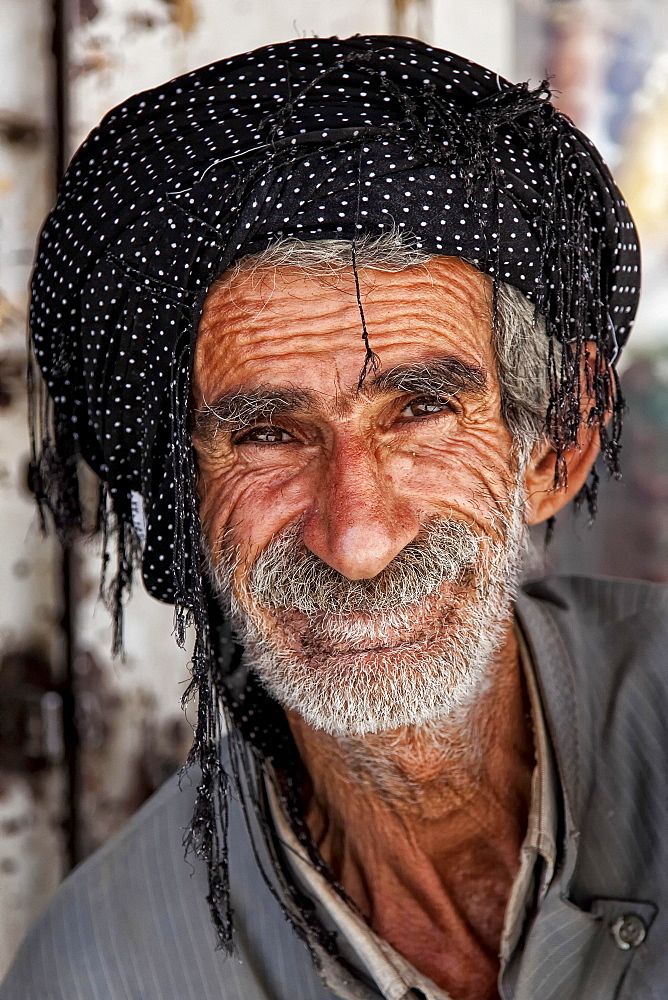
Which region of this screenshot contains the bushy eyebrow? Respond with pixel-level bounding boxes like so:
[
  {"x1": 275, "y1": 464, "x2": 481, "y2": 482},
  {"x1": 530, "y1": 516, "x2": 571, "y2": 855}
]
[
  {"x1": 192, "y1": 356, "x2": 486, "y2": 442},
  {"x1": 366, "y1": 357, "x2": 487, "y2": 399},
  {"x1": 192, "y1": 387, "x2": 316, "y2": 441}
]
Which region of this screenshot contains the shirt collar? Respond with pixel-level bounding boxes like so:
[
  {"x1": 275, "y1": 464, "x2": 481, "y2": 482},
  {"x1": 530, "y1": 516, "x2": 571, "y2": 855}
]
[{"x1": 500, "y1": 624, "x2": 559, "y2": 962}]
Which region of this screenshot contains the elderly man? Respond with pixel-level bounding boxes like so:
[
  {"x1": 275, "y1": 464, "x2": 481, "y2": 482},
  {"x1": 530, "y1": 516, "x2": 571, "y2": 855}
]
[{"x1": 3, "y1": 34, "x2": 667, "y2": 1000}]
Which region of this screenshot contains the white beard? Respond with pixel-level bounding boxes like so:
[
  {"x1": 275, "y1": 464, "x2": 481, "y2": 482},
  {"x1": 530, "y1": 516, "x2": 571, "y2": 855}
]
[{"x1": 208, "y1": 487, "x2": 528, "y2": 738}]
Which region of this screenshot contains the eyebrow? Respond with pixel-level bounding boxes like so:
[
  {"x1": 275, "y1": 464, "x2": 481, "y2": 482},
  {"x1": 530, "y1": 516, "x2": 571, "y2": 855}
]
[
  {"x1": 365, "y1": 357, "x2": 487, "y2": 400},
  {"x1": 192, "y1": 387, "x2": 316, "y2": 441},
  {"x1": 192, "y1": 356, "x2": 487, "y2": 441}
]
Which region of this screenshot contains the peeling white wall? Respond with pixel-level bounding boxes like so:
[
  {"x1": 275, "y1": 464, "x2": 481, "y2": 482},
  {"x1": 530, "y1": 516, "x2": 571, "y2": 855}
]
[
  {"x1": 432, "y1": 0, "x2": 514, "y2": 80},
  {"x1": 0, "y1": 0, "x2": 66, "y2": 978}
]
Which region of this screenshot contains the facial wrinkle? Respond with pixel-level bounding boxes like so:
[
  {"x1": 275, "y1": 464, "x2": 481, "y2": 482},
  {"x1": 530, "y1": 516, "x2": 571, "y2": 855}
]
[{"x1": 206, "y1": 477, "x2": 528, "y2": 760}]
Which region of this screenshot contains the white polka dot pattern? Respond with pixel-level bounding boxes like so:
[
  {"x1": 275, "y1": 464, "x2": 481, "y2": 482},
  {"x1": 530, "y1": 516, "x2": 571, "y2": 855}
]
[{"x1": 29, "y1": 35, "x2": 640, "y2": 607}]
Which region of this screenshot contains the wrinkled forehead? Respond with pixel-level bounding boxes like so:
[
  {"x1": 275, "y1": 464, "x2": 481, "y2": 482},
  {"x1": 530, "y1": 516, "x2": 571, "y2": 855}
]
[
  {"x1": 203, "y1": 252, "x2": 492, "y2": 318},
  {"x1": 192, "y1": 255, "x2": 496, "y2": 410}
]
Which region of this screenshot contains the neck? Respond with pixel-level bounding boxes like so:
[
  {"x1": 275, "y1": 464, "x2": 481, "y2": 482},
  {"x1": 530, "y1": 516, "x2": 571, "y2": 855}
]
[{"x1": 285, "y1": 618, "x2": 534, "y2": 1000}]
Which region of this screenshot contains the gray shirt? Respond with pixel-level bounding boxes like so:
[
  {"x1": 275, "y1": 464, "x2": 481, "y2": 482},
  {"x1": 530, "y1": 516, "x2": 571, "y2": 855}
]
[{"x1": 2, "y1": 576, "x2": 667, "y2": 1000}]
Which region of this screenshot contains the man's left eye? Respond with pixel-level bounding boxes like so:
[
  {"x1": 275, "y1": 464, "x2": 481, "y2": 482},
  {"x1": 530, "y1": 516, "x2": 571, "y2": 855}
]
[{"x1": 402, "y1": 397, "x2": 452, "y2": 418}]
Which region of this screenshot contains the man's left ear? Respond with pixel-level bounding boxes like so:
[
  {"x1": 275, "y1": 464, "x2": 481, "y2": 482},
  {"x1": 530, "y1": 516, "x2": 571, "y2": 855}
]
[{"x1": 523, "y1": 422, "x2": 602, "y2": 526}]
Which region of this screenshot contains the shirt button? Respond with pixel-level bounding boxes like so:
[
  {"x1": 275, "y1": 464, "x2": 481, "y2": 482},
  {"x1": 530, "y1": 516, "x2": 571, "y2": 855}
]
[{"x1": 610, "y1": 913, "x2": 647, "y2": 950}]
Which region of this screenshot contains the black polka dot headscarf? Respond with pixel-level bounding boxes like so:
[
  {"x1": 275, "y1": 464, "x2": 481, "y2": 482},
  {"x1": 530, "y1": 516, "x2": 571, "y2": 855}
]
[{"x1": 29, "y1": 35, "x2": 640, "y2": 953}]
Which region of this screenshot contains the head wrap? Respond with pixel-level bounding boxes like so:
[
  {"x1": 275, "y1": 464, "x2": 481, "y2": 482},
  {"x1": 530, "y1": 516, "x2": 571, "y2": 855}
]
[{"x1": 29, "y1": 35, "x2": 640, "y2": 953}]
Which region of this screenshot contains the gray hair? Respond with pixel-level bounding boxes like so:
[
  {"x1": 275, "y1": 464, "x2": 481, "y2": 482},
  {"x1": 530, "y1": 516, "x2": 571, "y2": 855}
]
[{"x1": 229, "y1": 234, "x2": 558, "y2": 467}]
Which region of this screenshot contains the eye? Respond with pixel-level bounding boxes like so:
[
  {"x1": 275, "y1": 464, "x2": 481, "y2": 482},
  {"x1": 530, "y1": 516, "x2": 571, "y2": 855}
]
[
  {"x1": 236, "y1": 425, "x2": 294, "y2": 444},
  {"x1": 401, "y1": 396, "x2": 454, "y2": 419}
]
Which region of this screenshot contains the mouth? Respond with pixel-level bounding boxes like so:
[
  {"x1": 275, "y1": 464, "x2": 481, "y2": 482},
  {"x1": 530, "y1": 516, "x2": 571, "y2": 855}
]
[{"x1": 249, "y1": 590, "x2": 462, "y2": 660}]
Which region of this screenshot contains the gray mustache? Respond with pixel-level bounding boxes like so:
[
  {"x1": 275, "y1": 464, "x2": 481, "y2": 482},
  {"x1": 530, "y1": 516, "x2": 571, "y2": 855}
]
[{"x1": 246, "y1": 518, "x2": 481, "y2": 616}]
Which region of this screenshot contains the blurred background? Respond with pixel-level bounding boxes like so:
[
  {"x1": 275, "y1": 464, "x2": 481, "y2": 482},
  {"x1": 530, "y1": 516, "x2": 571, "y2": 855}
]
[{"x1": 1, "y1": 0, "x2": 667, "y2": 977}]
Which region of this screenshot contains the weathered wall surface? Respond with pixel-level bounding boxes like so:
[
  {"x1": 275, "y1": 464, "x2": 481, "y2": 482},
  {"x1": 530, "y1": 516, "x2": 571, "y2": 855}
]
[
  {"x1": 0, "y1": 0, "x2": 66, "y2": 972},
  {"x1": 1, "y1": 0, "x2": 667, "y2": 981}
]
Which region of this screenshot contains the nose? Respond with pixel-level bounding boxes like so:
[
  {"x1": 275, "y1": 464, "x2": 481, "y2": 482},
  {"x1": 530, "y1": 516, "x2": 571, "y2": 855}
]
[{"x1": 302, "y1": 434, "x2": 419, "y2": 580}]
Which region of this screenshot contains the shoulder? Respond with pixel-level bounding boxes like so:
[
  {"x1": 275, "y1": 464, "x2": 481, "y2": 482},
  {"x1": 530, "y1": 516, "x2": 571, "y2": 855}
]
[
  {"x1": 517, "y1": 573, "x2": 668, "y2": 714},
  {"x1": 0, "y1": 759, "x2": 327, "y2": 1000},
  {"x1": 518, "y1": 573, "x2": 668, "y2": 675},
  {"x1": 517, "y1": 574, "x2": 668, "y2": 905},
  {"x1": 520, "y1": 572, "x2": 668, "y2": 625},
  {"x1": 0, "y1": 771, "x2": 214, "y2": 999}
]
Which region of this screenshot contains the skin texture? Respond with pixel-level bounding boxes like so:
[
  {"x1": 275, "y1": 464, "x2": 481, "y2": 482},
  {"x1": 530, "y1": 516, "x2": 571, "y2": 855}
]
[{"x1": 192, "y1": 257, "x2": 600, "y2": 1000}]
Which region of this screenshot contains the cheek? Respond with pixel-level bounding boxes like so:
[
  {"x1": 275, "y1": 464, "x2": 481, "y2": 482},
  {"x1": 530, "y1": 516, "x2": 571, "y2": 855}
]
[
  {"x1": 196, "y1": 454, "x2": 315, "y2": 563},
  {"x1": 387, "y1": 421, "x2": 516, "y2": 524}
]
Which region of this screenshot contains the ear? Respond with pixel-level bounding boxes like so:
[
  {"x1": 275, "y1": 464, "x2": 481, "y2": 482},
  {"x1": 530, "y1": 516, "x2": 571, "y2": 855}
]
[
  {"x1": 523, "y1": 341, "x2": 611, "y2": 525},
  {"x1": 523, "y1": 422, "x2": 601, "y2": 525}
]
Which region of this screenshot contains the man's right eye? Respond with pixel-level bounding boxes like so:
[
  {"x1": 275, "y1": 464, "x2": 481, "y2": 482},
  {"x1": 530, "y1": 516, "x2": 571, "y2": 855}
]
[{"x1": 235, "y1": 425, "x2": 293, "y2": 444}]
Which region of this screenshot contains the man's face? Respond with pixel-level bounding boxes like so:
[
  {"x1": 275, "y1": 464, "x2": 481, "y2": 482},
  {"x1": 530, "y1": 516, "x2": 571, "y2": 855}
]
[{"x1": 192, "y1": 256, "x2": 527, "y2": 735}]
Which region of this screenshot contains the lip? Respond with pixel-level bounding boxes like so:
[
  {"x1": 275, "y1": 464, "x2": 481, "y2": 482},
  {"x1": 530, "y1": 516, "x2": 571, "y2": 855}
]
[
  {"x1": 335, "y1": 638, "x2": 426, "y2": 656},
  {"x1": 303, "y1": 635, "x2": 439, "y2": 662},
  {"x1": 333, "y1": 637, "x2": 418, "y2": 653},
  {"x1": 258, "y1": 597, "x2": 459, "y2": 657}
]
